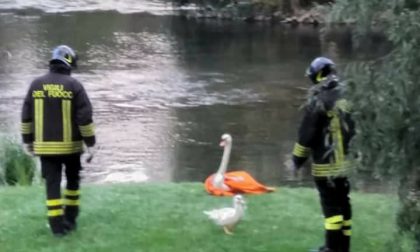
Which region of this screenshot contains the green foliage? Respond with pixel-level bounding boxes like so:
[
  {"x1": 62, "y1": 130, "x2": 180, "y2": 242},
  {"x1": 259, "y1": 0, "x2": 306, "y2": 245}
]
[
  {"x1": 331, "y1": 3, "x2": 420, "y2": 180},
  {"x1": 331, "y1": 0, "x2": 420, "y2": 250},
  {"x1": 174, "y1": 0, "x2": 329, "y2": 14},
  {"x1": 0, "y1": 136, "x2": 36, "y2": 186},
  {"x1": 0, "y1": 183, "x2": 408, "y2": 251}
]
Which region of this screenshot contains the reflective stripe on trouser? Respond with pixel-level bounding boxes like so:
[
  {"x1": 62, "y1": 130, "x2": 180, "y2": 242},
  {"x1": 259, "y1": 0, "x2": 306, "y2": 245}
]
[
  {"x1": 340, "y1": 219, "x2": 352, "y2": 252},
  {"x1": 42, "y1": 156, "x2": 65, "y2": 235},
  {"x1": 41, "y1": 154, "x2": 82, "y2": 233},
  {"x1": 315, "y1": 177, "x2": 352, "y2": 251},
  {"x1": 64, "y1": 189, "x2": 80, "y2": 224},
  {"x1": 47, "y1": 199, "x2": 63, "y2": 217},
  {"x1": 46, "y1": 198, "x2": 65, "y2": 234},
  {"x1": 324, "y1": 215, "x2": 343, "y2": 251},
  {"x1": 63, "y1": 154, "x2": 81, "y2": 225},
  {"x1": 325, "y1": 215, "x2": 343, "y2": 230},
  {"x1": 342, "y1": 219, "x2": 352, "y2": 236}
]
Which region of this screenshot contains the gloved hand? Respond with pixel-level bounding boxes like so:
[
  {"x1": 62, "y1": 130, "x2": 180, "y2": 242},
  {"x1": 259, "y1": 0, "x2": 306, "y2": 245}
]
[
  {"x1": 284, "y1": 158, "x2": 300, "y2": 181},
  {"x1": 85, "y1": 146, "x2": 96, "y2": 163},
  {"x1": 23, "y1": 143, "x2": 34, "y2": 156}
]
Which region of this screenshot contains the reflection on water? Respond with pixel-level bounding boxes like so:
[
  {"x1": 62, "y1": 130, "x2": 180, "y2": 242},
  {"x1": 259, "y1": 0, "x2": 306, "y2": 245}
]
[
  {"x1": 0, "y1": 0, "x2": 191, "y2": 15},
  {"x1": 0, "y1": 6, "x2": 389, "y2": 188}
]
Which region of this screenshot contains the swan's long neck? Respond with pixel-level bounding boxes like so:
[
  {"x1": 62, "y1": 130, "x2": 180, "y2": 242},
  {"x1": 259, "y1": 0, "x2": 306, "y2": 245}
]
[{"x1": 216, "y1": 141, "x2": 232, "y2": 175}]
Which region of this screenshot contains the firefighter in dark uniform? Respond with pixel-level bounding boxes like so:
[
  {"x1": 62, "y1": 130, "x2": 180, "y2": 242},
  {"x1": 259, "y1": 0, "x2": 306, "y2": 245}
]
[
  {"x1": 21, "y1": 45, "x2": 96, "y2": 237},
  {"x1": 291, "y1": 57, "x2": 355, "y2": 252}
]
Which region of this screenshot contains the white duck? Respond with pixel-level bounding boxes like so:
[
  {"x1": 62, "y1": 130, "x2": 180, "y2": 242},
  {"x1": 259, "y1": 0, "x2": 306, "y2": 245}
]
[{"x1": 203, "y1": 194, "x2": 246, "y2": 235}]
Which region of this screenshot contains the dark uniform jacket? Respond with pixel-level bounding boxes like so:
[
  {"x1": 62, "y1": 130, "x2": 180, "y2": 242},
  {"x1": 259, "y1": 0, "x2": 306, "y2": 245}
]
[
  {"x1": 292, "y1": 78, "x2": 355, "y2": 177},
  {"x1": 21, "y1": 64, "x2": 95, "y2": 155}
]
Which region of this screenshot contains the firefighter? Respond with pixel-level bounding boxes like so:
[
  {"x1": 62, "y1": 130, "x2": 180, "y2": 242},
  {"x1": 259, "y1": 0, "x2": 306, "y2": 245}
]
[
  {"x1": 290, "y1": 57, "x2": 355, "y2": 252},
  {"x1": 21, "y1": 45, "x2": 96, "y2": 237}
]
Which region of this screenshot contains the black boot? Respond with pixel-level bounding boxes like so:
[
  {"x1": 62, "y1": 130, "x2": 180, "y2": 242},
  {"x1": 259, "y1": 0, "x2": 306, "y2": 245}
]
[
  {"x1": 309, "y1": 245, "x2": 336, "y2": 252},
  {"x1": 49, "y1": 216, "x2": 68, "y2": 237},
  {"x1": 340, "y1": 234, "x2": 350, "y2": 252},
  {"x1": 63, "y1": 219, "x2": 77, "y2": 232},
  {"x1": 64, "y1": 205, "x2": 79, "y2": 232}
]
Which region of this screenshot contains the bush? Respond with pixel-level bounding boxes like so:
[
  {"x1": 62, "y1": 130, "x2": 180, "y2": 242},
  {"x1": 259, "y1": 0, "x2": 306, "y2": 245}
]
[
  {"x1": 331, "y1": 1, "x2": 420, "y2": 250},
  {"x1": 0, "y1": 136, "x2": 36, "y2": 186}
]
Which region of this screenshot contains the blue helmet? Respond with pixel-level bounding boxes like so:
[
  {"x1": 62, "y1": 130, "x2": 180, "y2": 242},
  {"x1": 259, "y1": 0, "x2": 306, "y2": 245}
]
[
  {"x1": 305, "y1": 57, "x2": 336, "y2": 84},
  {"x1": 50, "y1": 45, "x2": 78, "y2": 68}
]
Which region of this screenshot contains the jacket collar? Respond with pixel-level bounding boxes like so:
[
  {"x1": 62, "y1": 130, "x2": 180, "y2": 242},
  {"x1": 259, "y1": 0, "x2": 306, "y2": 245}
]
[
  {"x1": 321, "y1": 75, "x2": 339, "y2": 90},
  {"x1": 49, "y1": 63, "x2": 71, "y2": 75}
]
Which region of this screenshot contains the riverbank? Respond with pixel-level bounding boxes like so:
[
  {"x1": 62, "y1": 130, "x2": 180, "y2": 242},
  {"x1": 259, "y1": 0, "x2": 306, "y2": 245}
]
[
  {"x1": 0, "y1": 183, "x2": 412, "y2": 252},
  {"x1": 178, "y1": 0, "x2": 340, "y2": 25}
]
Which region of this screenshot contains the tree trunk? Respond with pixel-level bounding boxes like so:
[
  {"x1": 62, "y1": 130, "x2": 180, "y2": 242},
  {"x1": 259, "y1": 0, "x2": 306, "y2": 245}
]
[
  {"x1": 290, "y1": 0, "x2": 300, "y2": 14},
  {"x1": 398, "y1": 174, "x2": 420, "y2": 251}
]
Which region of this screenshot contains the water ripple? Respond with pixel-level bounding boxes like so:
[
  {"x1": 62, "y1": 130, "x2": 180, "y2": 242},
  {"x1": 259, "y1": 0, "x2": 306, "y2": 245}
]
[{"x1": 0, "y1": 0, "x2": 196, "y2": 15}]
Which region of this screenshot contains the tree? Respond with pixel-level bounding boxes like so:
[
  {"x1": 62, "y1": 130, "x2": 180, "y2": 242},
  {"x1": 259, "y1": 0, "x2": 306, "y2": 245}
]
[{"x1": 330, "y1": 0, "x2": 420, "y2": 251}]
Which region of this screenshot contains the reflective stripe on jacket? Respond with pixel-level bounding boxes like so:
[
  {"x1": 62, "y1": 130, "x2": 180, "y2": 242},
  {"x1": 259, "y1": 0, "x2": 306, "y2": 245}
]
[
  {"x1": 21, "y1": 64, "x2": 95, "y2": 155},
  {"x1": 292, "y1": 80, "x2": 355, "y2": 177}
]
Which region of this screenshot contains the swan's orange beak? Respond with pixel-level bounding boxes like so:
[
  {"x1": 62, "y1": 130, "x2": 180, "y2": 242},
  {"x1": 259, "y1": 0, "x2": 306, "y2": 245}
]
[{"x1": 219, "y1": 140, "x2": 226, "y2": 147}]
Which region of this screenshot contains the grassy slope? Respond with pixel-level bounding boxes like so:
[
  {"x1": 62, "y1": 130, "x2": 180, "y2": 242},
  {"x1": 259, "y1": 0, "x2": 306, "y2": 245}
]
[{"x1": 0, "y1": 183, "x2": 409, "y2": 252}]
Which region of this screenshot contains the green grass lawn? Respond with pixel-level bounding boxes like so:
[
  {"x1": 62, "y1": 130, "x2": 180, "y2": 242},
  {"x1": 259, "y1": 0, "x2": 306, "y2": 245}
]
[{"x1": 0, "y1": 183, "x2": 412, "y2": 252}]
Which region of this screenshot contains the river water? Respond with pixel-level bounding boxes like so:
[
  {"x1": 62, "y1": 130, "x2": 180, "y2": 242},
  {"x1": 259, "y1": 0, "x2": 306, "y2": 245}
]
[{"x1": 0, "y1": 1, "x2": 388, "y2": 187}]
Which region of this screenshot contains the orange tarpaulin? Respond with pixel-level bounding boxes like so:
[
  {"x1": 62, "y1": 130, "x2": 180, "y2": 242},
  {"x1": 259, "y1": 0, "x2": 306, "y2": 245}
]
[{"x1": 204, "y1": 171, "x2": 276, "y2": 196}]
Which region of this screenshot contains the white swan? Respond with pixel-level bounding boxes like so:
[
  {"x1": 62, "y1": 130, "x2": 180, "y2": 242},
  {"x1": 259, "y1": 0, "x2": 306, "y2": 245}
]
[
  {"x1": 203, "y1": 194, "x2": 246, "y2": 235},
  {"x1": 212, "y1": 133, "x2": 232, "y2": 191},
  {"x1": 204, "y1": 133, "x2": 275, "y2": 196}
]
